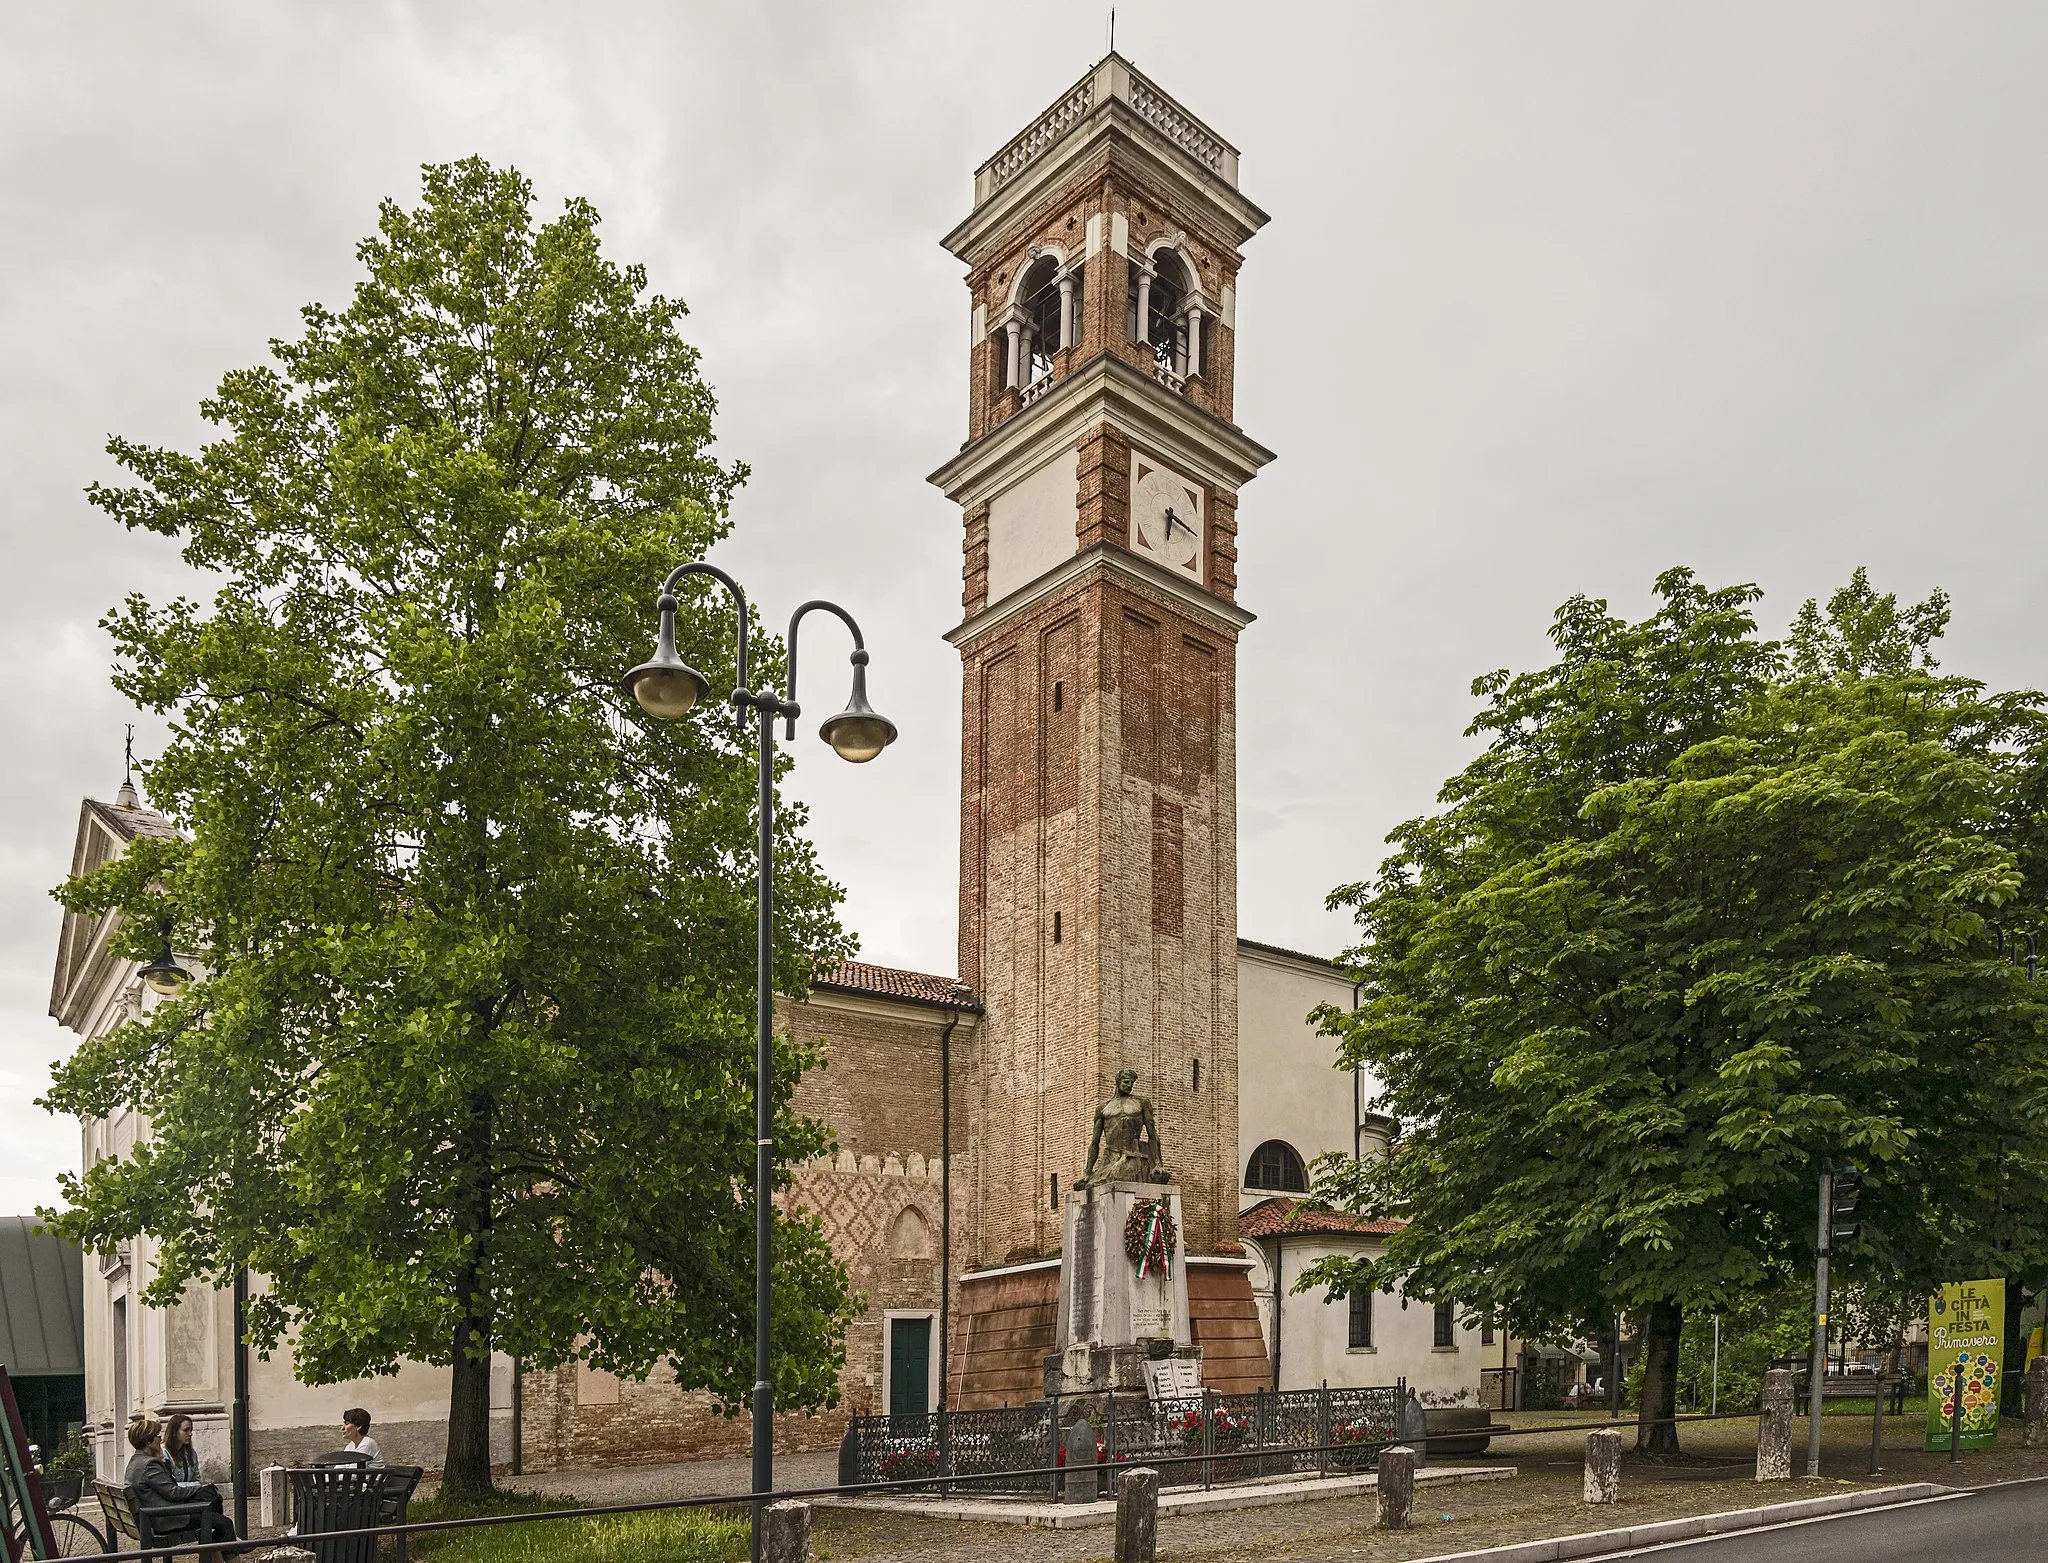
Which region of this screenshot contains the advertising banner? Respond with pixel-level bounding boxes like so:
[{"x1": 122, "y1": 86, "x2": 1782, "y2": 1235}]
[{"x1": 1925, "y1": 1278, "x2": 2005, "y2": 1451}]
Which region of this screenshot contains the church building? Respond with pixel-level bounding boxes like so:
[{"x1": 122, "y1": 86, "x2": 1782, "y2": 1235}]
[{"x1": 49, "y1": 53, "x2": 1482, "y2": 1482}]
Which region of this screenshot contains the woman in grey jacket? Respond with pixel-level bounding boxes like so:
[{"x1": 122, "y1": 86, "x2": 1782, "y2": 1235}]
[{"x1": 123, "y1": 1414, "x2": 244, "y2": 1552}]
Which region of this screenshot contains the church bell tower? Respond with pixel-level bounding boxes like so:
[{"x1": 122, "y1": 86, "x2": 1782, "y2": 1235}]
[{"x1": 932, "y1": 54, "x2": 1275, "y2": 1359}]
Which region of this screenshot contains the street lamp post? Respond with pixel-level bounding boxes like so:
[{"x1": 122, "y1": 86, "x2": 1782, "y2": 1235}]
[{"x1": 622, "y1": 562, "x2": 895, "y2": 1560}]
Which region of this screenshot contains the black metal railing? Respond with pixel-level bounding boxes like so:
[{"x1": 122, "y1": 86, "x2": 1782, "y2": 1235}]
[
  {"x1": 843, "y1": 1402, "x2": 1056, "y2": 1494},
  {"x1": 842, "y1": 1383, "x2": 1404, "y2": 1496}
]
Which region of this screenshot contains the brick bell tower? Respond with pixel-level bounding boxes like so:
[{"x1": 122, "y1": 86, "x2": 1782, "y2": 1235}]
[{"x1": 933, "y1": 55, "x2": 1275, "y2": 1403}]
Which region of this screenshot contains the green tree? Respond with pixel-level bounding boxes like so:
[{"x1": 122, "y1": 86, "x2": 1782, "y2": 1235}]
[
  {"x1": 1304, "y1": 568, "x2": 2048, "y2": 1454},
  {"x1": 39, "y1": 159, "x2": 856, "y2": 1496}
]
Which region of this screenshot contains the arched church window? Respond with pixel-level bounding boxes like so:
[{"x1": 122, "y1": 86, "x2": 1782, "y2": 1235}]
[
  {"x1": 1129, "y1": 249, "x2": 1193, "y2": 378},
  {"x1": 1018, "y1": 255, "x2": 1064, "y2": 386},
  {"x1": 889, "y1": 1205, "x2": 933, "y2": 1261},
  {"x1": 1245, "y1": 1139, "x2": 1308, "y2": 1193}
]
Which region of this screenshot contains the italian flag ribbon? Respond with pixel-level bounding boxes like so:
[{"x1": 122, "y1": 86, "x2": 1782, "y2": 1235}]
[{"x1": 1137, "y1": 1201, "x2": 1172, "y2": 1280}]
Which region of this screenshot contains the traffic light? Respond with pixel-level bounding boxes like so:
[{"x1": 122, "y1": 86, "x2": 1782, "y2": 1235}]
[{"x1": 1830, "y1": 1167, "x2": 1864, "y2": 1247}]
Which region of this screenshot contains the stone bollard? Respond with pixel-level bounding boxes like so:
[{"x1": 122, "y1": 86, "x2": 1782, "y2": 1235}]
[
  {"x1": 1376, "y1": 1445, "x2": 1415, "y2": 1530},
  {"x1": 2027, "y1": 1359, "x2": 2048, "y2": 1448},
  {"x1": 761, "y1": 1499, "x2": 811, "y2": 1563},
  {"x1": 1583, "y1": 1428, "x2": 1621, "y2": 1504},
  {"x1": 1064, "y1": 1418, "x2": 1099, "y2": 1504},
  {"x1": 1114, "y1": 1466, "x2": 1159, "y2": 1563},
  {"x1": 259, "y1": 1464, "x2": 291, "y2": 1529},
  {"x1": 1757, "y1": 1367, "x2": 1794, "y2": 1481}
]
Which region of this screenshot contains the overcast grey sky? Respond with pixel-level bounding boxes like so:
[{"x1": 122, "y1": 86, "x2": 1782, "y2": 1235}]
[{"x1": 4, "y1": 2, "x2": 2045, "y2": 1215}]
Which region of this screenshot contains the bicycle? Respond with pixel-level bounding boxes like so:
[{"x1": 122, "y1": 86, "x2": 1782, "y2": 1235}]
[{"x1": 16, "y1": 1444, "x2": 110, "y2": 1560}]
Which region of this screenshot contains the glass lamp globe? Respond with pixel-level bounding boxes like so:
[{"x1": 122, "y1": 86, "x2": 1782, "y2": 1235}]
[
  {"x1": 818, "y1": 659, "x2": 897, "y2": 763},
  {"x1": 820, "y1": 709, "x2": 897, "y2": 763},
  {"x1": 624, "y1": 658, "x2": 710, "y2": 720},
  {"x1": 139, "y1": 948, "x2": 192, "y2": 997}
]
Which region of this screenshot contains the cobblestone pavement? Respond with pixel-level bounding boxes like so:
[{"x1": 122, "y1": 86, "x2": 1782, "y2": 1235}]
[{"x1": 483, "y1": 1415, "x2": 2048, "y2": 1561}]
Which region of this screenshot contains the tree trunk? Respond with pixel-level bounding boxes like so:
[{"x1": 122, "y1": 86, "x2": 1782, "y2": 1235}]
[
  {"x1": 1637, "y1": 1299, "x2": 1684, "y2": 1455},
  {"x1": 444, "y1": 1311, "x2": 495, "y2": 1497},
  {"x1": 442, "y1": 1084, "x2": 497, "y2": 1498}
]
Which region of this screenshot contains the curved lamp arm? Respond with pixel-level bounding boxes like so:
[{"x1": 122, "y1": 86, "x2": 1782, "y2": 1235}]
[
  {"x1": 786, "y1": 600, "x2": 897, "y2": 763},
  {"x1": 662, "y1": 561, "x2": 752, "y2": 699},
  {"x1": 783, "y1": 600, "x2": 865, "y2": 735}
]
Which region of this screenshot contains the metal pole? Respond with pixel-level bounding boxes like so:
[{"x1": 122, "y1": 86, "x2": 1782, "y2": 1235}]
[
  {"x1": 751, "y1": 697, "x2": 776, "y2": 1562},
  {"x1": 1868, "y1": 1371, "x2": 1883, "y2": 1475},
  {"x1": 231, "y1": 1267, "x2": 248, "y2": 1538},
  {"x1": 1202, "y1": 1387, "x2": 1214, "y2": 1490},
  {"x1": 1807, "y1": 1166, "x2": 1832, "y2": 1478},
  {"x1": 938, "y1": 1010, "x2": 957, "y2": 1416},
  {"x1": 1949, "y1": 1354, "x2": 1965, "y2": 1463},
  {"x1": 510, "y1": 1360, "x2": 522, "y2": 1477},
  {"x1": 1711, "y1": 1316, "x2": 1720, "y2": 1416},
  {"x1": 1609, "y1": 1315, "x2": 1621, "y2": 1419}
]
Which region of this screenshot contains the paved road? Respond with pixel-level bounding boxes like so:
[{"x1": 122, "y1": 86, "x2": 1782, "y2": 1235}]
[{"x1": 1592, "y1": 1479, "x2": 2048, "y2": 1561}]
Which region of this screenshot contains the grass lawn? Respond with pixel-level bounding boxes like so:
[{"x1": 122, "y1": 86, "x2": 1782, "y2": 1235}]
[{"x1": 404, "y1": 1487, "x2": 748, "y2": 1563}]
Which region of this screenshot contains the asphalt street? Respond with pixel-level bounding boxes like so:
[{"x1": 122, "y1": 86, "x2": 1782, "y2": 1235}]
[{"x1": 1587, "y1": 1479, "x2": 2048, "y2": 1561}]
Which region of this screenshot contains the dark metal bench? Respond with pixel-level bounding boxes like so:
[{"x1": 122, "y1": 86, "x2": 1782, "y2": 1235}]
[
  {"x1": 93, "y1": 1479, "x2": 216, "y2": 1561},
  {"x1": 374, "y1": 1467, "x2": 423, "y2": 1563}
]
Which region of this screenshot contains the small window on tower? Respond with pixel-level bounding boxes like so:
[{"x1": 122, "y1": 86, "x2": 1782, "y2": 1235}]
[
  {"x1": 1052, "y1": 911, "x2": 1062, "y2": 944},
  {"x1": 1053, "y1": 680, "x2": 1064, "y2": 711},
  {"x1": 1191, "y1": 1057, "x2": 1201, "y2": 1092},
  {"x1": 1050, "y1": 1173, "x2": 1059, "y2": 1209}
]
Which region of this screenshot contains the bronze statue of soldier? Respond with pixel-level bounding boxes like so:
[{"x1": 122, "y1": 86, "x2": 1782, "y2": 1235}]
[{"x1": 1078, "y1": 1069, "x2": 1170, "y2": 1186}]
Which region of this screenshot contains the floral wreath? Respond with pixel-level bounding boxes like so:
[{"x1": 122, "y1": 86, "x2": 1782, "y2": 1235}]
[{"x1": 1123, "y1": 1198, "x2": 1177, "y2": 1279}]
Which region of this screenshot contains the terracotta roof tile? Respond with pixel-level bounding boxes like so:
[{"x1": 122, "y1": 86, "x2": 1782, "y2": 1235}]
[
  {"x1": 1238, "y1": 1196, "x2": 1406, "y2": 1240},
  {"x1": 811, "y1": 960, "x2": 980, "y2": 1011}
]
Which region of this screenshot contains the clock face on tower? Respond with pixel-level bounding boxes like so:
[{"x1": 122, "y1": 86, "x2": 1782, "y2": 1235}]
[{"x1": 1128, "y1": 457, "x2": 1205, "y2": 582}]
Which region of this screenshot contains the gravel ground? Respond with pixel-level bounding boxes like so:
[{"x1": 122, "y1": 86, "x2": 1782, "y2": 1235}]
[
  {"x1": 500, "y1": 1448, "x2": 843, "y2": 1505},
  {"x1": 475, "y1": 1411, "x2": 2048, "y2": 1562}
]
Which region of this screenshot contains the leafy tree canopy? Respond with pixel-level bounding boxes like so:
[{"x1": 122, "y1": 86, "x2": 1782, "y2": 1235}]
[
  {"x1": 1304, "y1": 567, "x2": 2048, "y2": 1451},
  {"x1": 40, "y1": 158, "x2": 856, "y2": 1494}
]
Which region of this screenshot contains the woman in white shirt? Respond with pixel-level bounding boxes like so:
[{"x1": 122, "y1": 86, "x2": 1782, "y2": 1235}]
[{"x1": 340, "y1": 1408, "x2": 382, "y2": 1465}]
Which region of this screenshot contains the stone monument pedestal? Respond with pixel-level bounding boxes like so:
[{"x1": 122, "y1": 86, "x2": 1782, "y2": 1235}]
[{"x1": 1045, "y1": 1181, "x2": 1202, "y2": 1400}]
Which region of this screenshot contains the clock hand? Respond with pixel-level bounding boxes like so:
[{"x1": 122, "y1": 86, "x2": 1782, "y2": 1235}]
[{"x1": 1162, "y1": 506, "x2": 1187, "y2": 538}]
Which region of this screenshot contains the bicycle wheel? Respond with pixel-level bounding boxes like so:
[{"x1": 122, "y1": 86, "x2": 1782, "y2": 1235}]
[{"x1": 45, "y1": 1512, "x2": 109, "y2": 1557}]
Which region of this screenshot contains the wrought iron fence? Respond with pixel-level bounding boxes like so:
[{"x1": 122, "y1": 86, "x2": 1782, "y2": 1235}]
[
  {"x1": 842, "y1": 1403, "x2": 1058, "y2": 1495},
  {"x1": 842, "y1": 1383, "x2": 1404, "y2": 1497},
  {"x1": 1479, "y1": 1367, "x2": 1518, "y2": 1412}
]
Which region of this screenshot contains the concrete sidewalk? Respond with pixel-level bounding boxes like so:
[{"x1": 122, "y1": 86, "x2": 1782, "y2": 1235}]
[{"x1": 817, "y1": 1463, "x2": 1516, "y2": 1529}]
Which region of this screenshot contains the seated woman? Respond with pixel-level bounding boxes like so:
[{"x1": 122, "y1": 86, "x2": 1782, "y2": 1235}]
[
  {"x1": 340, "y1": 1408, "x2": 383, "y2": 1466},
  {"x1": 123, "y1": 1414, "x2": 244, "y2": 1552}
]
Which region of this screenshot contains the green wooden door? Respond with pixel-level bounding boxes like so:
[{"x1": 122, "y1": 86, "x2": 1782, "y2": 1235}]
[{"x1": 889, "y1": 1317, "x2": 931, "y2": 1419}]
